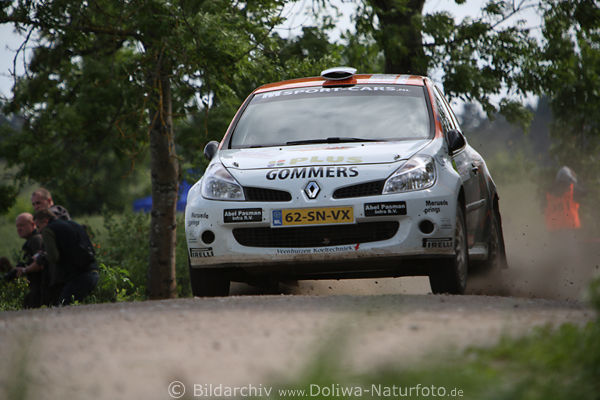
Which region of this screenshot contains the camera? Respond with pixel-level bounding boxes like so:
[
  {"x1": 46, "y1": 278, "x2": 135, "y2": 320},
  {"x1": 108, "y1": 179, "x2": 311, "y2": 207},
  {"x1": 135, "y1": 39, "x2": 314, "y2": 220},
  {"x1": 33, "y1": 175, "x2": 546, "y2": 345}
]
[{"x1": 33, "y1": 251, "x2": 47, "y2": 265}]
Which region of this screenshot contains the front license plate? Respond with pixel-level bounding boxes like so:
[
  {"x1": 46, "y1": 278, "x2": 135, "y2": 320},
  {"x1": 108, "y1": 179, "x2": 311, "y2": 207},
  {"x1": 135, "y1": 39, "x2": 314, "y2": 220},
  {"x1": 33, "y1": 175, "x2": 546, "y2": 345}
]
[{"x1": 272, "y1": 206, "x2": 354, "y2": 227}]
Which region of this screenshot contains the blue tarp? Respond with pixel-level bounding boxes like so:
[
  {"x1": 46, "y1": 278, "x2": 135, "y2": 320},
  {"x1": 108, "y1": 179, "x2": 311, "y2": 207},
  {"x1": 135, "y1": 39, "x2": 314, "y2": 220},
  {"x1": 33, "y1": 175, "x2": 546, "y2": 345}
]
[{"x1": 132, "y1": 180, "x2": 193, "y2": 212}]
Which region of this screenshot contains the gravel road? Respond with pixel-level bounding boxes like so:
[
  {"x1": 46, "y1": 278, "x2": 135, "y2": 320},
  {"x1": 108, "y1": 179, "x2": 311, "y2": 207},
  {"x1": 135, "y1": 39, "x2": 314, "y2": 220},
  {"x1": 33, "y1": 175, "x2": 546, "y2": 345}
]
[
  {"x1": 0, "y1": 292, "x2": 594, "y2": 400},
  {"x1": 0, "y1": 182, "x2": 597, "y2": 400}
]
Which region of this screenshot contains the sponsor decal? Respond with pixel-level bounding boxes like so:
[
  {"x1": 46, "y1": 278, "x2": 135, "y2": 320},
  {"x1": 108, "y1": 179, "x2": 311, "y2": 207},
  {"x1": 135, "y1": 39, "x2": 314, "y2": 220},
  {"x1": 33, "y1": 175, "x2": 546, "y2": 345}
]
[
  {"x1": 266, "y1": 166, "x2": 359, "y2": 180},
  {"x1": 190, "y1": 247, "x2": 214, "y2": 258},
  {"x1": 275, "y1": 245, "x2": 358, "y2": 255},
  {"x1": 422, "y1": 238, "x2": 453, "y2": 249},
  {"x1": 191, "y1": 212, "x2": 209, "y2": 219},
  {"x1": 267, "y1": 156, "x2": 363, "y2": 168},
  {"x1": 364, "y1": 201, "x2": 407, "y2": 216},
  {"x1": 224, "y1": 208, "x2": 263, "y2": 223},
  {"x1": 259, "y1": 86, "x2": 410, "y2": 99},
  {"x1": 423, "y1": 199, "x2": 449, "y2": 215}
]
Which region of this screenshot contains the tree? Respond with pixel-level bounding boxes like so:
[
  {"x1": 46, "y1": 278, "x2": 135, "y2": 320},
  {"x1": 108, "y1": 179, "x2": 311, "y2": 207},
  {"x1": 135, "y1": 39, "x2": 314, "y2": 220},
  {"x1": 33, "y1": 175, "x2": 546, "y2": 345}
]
[
  {"x1": 0, "y1": 0, "x2": 290, "y2": 298},
  {"x1": 539, "y1": 0, "x2": 600, "y2": 163},
  {"x1": 349, "y1": 0, "x2": 541, "y2": 125},
  {"x1": 0, "y1": 43, "x2": 149, "y2": 214},
  {"x1": 362, "y1": 0, "x2": 428, "y2": 74},
  {"x1": 176, "y1": 21, "x2": 344, "y2": 178},
  {"x1": 537, "y1": 0, "x2": 600, "y2": 232}
]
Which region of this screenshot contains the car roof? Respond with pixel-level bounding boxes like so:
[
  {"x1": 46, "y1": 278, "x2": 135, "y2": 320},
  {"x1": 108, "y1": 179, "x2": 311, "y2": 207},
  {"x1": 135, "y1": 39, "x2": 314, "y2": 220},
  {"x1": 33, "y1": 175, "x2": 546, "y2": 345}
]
[{"x1": 253, "y1": 74, "x2": 427, "y2": 94}]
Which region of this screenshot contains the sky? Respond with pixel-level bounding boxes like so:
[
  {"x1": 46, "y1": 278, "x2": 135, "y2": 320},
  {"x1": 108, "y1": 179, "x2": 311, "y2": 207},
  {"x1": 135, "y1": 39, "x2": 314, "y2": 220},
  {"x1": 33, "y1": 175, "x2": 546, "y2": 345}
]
[
  {"x1": 0, "y1": 22, "x2": 27, "y2": 100},
  {"x1": 0, "y1": 0, "x2": 541, "y2": 100}
]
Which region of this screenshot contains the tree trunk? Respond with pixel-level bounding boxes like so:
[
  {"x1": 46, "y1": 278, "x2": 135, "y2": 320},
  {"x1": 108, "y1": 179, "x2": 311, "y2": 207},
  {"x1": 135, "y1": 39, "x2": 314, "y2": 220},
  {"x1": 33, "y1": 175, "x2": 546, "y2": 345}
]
[
  {"x1": 147, "y1": 50, "x2": 179, "y2": 299},
  {"x1": 369, "y1": 0, "x2": 428, "y2": 75}
]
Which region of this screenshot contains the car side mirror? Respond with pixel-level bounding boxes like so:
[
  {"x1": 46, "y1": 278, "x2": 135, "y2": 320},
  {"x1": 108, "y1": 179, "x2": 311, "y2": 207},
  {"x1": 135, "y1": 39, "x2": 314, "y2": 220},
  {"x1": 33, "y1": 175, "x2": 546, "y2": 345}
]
[
  {"x1": 203, "y1": 141, "x2": 219, "y2": 161},
  {"x1": 446, "y1": 129, "x2": 466, "y2": 155}
]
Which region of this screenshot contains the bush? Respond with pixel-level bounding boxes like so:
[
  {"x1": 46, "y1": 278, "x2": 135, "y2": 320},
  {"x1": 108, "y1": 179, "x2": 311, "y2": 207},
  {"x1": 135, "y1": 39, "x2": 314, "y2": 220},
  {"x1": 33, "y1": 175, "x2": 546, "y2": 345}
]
[
  {"x1": 0, "y1": 278, "x2": 28, "y2": 311},
  {"x1": 84, "y1": 263, "x2": 144, "y2": 303},
  {"x1": 97, "y1": 211, "x2": 191, "y2": 298}
]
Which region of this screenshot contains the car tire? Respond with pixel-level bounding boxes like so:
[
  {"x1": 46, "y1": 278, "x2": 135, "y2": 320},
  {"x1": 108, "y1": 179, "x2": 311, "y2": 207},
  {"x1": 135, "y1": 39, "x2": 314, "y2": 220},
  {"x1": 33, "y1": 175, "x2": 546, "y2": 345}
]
[
  {"x1": 189, "y1": 265, "x2": 230, "y2": 297},
  {"x1": 429, "y1": 205, "x2": 468, "y2": 294}
]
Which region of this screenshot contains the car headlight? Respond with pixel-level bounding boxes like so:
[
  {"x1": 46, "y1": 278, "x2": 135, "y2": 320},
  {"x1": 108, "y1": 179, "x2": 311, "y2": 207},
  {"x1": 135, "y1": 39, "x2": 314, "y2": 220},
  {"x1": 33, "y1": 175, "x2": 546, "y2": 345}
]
[
  {"x1": 201, "y1": 163, "x2": 245, "y2": 201},
  {"x1": 383, "y1": 155, "x2": 436, "y2": 193}
]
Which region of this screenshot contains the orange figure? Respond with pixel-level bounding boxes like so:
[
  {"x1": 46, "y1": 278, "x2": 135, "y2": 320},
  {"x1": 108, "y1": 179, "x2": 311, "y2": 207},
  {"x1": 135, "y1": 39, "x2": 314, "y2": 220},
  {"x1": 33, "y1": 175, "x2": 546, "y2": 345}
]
[{"x1": 545, "y1": 166, "x2": 582, "y2": 231}]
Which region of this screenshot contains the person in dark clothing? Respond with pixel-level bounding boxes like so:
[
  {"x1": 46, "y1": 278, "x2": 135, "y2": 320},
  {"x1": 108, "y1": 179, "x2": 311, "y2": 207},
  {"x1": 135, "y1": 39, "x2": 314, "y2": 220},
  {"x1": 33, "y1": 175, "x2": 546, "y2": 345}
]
[
  {"x1": 14, "y1": 213, "x2": 44, "y2": 308},
  {"x1": 32, "y1": 209, "x2": 98, "y2": 306},
  {"x1": 31, "y1": 188, "x2": 71, "y2": 221},
  {"x1": 2, "y1": 213, "x2": 44, "y2": 308}
]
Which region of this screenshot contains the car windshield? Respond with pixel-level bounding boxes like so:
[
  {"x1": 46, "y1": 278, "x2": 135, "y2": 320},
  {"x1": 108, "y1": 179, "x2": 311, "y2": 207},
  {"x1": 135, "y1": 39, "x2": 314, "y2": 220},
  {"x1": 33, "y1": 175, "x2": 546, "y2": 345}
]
[{"x1": 229, "y1": 85, "x2": 432, "y2": 148}]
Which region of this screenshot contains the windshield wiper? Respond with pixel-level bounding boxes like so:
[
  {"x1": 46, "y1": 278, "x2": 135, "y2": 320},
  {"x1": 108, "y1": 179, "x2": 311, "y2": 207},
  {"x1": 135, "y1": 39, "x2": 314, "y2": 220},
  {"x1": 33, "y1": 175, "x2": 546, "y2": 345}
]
[{"x1": 286, "y1": 137, "x2": 379, "y2": 145}]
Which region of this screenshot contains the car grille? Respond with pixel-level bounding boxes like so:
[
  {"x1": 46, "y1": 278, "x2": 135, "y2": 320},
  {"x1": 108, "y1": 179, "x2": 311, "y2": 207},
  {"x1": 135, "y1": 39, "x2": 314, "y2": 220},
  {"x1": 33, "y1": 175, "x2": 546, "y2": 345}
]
[
  {"x1": 333, "y1": 180, "x2": 385, "y2": 199},
  {"x1": 232, "y1": 221, "x2": 399, "y2": 248},
  {"x1": 244, "y1": 187, "x2": 291, "y2": 202}
]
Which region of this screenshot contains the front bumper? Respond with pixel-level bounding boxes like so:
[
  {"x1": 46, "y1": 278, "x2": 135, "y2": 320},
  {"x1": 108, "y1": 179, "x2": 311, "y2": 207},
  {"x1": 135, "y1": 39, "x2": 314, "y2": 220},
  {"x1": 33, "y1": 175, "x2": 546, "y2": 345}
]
[{"x1": 185, "y1": 185, "x2": 458, "y2": 275}]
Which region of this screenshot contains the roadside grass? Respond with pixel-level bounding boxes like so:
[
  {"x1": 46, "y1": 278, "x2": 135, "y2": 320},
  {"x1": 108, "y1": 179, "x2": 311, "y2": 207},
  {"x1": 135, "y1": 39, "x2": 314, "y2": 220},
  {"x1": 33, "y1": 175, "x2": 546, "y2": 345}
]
[{"x1": 260, "y1": 282, "x2": 600, "y2": 400}]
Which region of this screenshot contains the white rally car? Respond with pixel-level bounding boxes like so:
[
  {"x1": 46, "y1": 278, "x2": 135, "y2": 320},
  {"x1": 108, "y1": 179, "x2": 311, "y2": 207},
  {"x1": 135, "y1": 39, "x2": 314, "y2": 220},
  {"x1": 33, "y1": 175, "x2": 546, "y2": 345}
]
[{"x1": 185, "y1": 67, "x2": 507, "y2": 296}]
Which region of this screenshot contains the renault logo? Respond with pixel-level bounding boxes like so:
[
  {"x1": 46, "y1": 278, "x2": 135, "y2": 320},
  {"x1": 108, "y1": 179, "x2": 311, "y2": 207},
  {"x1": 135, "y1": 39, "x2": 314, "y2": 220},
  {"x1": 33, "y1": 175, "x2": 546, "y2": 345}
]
[{"x1": 304, "y1": 181, "x2": 320, "y2": 199}]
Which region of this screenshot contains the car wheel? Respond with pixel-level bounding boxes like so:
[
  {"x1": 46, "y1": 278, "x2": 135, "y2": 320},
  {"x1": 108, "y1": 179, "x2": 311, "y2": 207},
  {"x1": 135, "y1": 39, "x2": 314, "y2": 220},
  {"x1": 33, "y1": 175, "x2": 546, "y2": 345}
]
[
  {"x1": 189, "y1": 264, "x2": 230, "y2": 297},
  {"x1": 429, "y1": 205, "x2": 468, "y2": 294}
]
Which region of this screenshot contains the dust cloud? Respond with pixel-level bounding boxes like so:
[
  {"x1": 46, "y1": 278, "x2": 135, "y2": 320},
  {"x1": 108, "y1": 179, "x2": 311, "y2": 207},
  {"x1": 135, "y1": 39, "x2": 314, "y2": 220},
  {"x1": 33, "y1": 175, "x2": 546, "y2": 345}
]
[
  {"x1": 467, "y1": 180, "x2": 599, "y2": 302},
  {"x1": 231, "y1": 181, "x2": 599, "y2": 302}
]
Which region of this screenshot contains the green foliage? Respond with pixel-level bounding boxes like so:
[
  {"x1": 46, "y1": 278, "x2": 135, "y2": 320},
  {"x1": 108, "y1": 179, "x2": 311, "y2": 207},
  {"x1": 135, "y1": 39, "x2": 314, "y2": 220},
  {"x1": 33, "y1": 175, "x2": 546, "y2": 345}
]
[
  {"x1": 0, "y1": 278, "x2": 28, "y2": 311},
  {"x1": 97, "y1": 211, "x2": 191, "y2": 298},
  {"x1": 498, "y1": 99, "x2": 534, "y2": 132},
  {"x1": 84, "y1": 263, "x2": 143, "y2": 303},
  {"x1": 96, "y1": 211, "x2": 150, "y2": 293},
  {"x1": 346, "y1": 0, "x2": 543, "y2": 128},
  {"x1": 536, "y1": 0, "x2": 600, "y2": 235},
  {"x1": 423, "y1": 4, "x2": 539, "y2": 127},
  {"x1": 0, "y1": 182, "x2": 18, "y2": 214},
  {"x1": 0, "y1": 31, "x2": 149, "y2": 214},
  {"x1": 264, "y1": 320, "x2": 600, "y2": 399},
  {"x1": 0, "y1": 220, "x2": 21, "y2": 263}
]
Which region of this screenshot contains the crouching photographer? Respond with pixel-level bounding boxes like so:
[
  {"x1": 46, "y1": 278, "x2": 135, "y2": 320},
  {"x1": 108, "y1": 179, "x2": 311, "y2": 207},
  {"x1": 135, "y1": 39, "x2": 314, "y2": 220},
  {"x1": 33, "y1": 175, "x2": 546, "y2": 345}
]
[
  {"x1": 3, "y1": 213, "x2": 45, "y2": 308},
  {"x1": 33, "y1": 209, "x2": 98, "y2": 306}
]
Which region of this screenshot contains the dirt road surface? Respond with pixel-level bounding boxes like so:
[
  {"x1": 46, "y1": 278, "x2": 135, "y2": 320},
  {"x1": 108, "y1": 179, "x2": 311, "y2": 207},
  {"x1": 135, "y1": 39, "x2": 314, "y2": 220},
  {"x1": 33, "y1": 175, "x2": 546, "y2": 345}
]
[
  {"x1": 0, "y1": 293, "x2": 594, "y2": 400},
  {"x1": 0, "y1": 182, "x2": 598, "y2": 399}
]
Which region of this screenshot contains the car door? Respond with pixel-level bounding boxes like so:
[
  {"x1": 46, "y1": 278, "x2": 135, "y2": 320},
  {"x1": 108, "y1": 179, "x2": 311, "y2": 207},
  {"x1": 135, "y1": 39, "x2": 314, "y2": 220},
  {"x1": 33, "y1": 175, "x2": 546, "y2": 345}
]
[{"x1": 433, "y1": 87, "x2": 486, "y2": 246}]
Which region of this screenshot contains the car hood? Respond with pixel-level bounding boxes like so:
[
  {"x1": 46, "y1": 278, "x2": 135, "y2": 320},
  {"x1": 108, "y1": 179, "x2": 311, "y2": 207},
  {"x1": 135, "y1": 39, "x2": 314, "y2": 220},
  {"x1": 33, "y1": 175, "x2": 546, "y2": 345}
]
[{"x1": 219, "y1": 140, "x2": 431, "y2": 170}]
